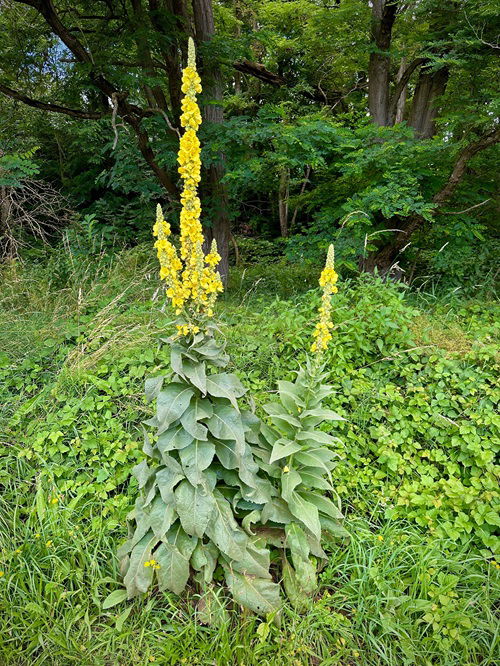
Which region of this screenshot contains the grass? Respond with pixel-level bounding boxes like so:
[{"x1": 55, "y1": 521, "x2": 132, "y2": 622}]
[{"x1": 0, "y1": 245, "x2": 499, "y2": 665}]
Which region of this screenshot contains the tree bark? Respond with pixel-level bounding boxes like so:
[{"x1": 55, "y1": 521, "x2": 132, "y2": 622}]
[
  {"x1": 192, "y1": 0, "x2": 231, "y2": 280},
  {"x1": 278, "y1": 169, "x2": 289, "y2": 237},
  {"x1": 368, "y1": 1, "x2": 398, "y2": 126},
  {"x1": 408, "y1": 65, "x2": 449, "y2": 138},
  {"x1": 363, "y1": 126, "x2": 500, "y2": 273},
  {"x1": 388, "y1": 57, "x2": 428, "y2": 124}
]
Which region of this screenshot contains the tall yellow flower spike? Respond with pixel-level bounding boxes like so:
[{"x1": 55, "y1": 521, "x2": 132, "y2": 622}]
[
  {"x1": 153, "y1": 37, "x2": 223, "y2": 325},
  {"x1": 311, "y1": 244, "x2": 338, "y2": 353}
]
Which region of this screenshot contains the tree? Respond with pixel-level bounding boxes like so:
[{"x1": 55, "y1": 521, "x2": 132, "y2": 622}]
[{"x1": 0, "y1": 0, "x2": 231, "y2": 271}]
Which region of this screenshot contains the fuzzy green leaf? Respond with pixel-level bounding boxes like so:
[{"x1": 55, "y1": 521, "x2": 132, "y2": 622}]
[
  {"x1": 174, "y1": 480, "x2": 216, "y2": 538},
  {"x1": 179, "y1": 440, "x2": 215, "y2": 486},
  {"x1": 157, "y1": 383, "x2": 194, "y2": 432},
  {"x1": 156, "y1": 466, "x2": 184, "y2": 504},
  {"x1": 288, "y1": 492, "x2": 321, "y2": 541},
  {"x1": 155, "y1": 542, "x2": 190, "y2": 595},
  {"x1": 224, "y1": 569, "x2": 281, "y2": 616},
  {"x1": 269, "y1": 439, "x2": 302, "y2": 463},
  {"x1": 157, "y1": 424, "x2": 193, "y2": 455},
  {"x1": 207, "y1": 404, "x2": 246, "y2": 449},
  {"x1": 205, "y1": 373, "x2": 246, "y2": 409},
  {"x1": 205, "y1": 492, "x2": 247, "y2": 560},
  {"x1": 182, "y1": 359, "x2": 207, "y2": 393},
  {"x1": 145, "y1": 375, "x2": 164, "y2": 403},
  {"x1": 123, "y1": 532, "x2": 157, "y2": 597}
]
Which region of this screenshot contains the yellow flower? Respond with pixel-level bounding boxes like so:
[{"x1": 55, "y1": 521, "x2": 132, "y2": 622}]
[
  {"x1": 311, "y1": 245, "x2": 338, "y2": 353},
  {"x1": 153, "y1": 38, "x2": 223, "y2": 329},
  {"x1": 51, "y1": 497, "x2": 59, "y2": 504},
  {"x1": 0, "y1": 571, "x2": 4, "y2": 577},
  {"x1": 46, "y1": 540, "x2": 53, "y2": 548},
  {"x1": 144, "y1": 559, "x2": 161, "y2": 570}
]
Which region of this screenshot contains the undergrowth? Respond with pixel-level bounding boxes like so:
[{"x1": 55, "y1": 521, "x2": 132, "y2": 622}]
[{"x1": 0, "y1": 246, "x2": 498, "y2": 665}]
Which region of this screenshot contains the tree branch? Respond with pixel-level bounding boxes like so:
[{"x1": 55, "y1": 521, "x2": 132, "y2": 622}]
[
  {"x1": 433, "y1": 127, "x2": 500, "y2": 204},
  {"x1": 388, "y1": 57, "x2": 427, "y2": 122},
  {"x1": 233, "y1": 59, "x2": 286, "y2": 87},
  {"x1": 0, "y1": 83, "x2": 107, "y2": 119}
]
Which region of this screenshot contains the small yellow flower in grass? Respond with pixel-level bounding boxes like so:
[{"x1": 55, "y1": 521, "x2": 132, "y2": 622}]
[
  {"x1": 376, "y1": 535, "x2": 384, "y2": 542},
  {"x1": 149, "y1": 657, "x2": 156, "y2": 663},
  {"x1": 46, "y1": 540, "x2": 53, "y2": 548},
  {"x1": 311, "y1": 245, "x2": 338, "y2": 353},
  {"x1": 15, "y1": 548, "x2": 22, "y2": 554},
  {"x1": 51, "y1": 497, "x2": 59, "y2": 504},
  {"x1": 35, "y1": 533, "x2": 40, "y2": 539},
  {"x1": 0, "y1": 571, "x2": 4, "y2": 577}
]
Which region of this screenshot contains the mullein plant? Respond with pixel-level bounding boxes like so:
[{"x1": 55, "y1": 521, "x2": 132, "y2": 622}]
[
  {"x1": 252, "y1": 245, "x2": 349, "y2": 609},
  {"x1": 118, "y1": 38, "x2": 281, "y2": 616},
  {"x1": 117, "y1": 39, "x2": 347, "y2": 616}
]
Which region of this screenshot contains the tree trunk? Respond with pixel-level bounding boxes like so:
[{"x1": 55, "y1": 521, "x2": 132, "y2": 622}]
[
  {"x1": 278, "y1": 169, "x2": 289, "y2": 237},
  {"x1": 408, "y1": 65, "x2": 449, "y2": 138},
  {"x1": 363, "y1": 126, "x2": 500, "y2": 273},
  {"x1": 192, "y1": 0, "x2": 231, "y2": 281},
  {"x1": 394, "y1": 58, "x2": 407, "y2": 123},
  {"x1": 0, "y1": 185, "x2": 14, "y2": 258},
  {"x1": 368, "y1": 0, "x2": 398, "y2": 126}
]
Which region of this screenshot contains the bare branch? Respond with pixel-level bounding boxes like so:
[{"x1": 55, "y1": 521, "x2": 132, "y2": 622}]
[{"x1": 0, "y1": 83, "x2": 107, "y2": 119}]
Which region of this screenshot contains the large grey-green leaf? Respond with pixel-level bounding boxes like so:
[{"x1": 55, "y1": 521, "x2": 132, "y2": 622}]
[
  {"x1": 123, "y1": 532, "x2": 157, "y2": 597},
  {"x1": 192, "y1": 397, "x2": 213, "y2": 420},
  {"x1": 205, "y1": 373, "x2": 246, "y2": 409},
  {"x1": 174, "y1": 480, "x2": 215, "y2": 538},
  {"x1": 281, "y1": 468, "x2": 302, "y2": 503},
  {"x1": 165, "y1": 522, "x2": 198, "y2": 558},
  {"x1": 268, "y1": 413, "x2": 301, "y2": 437},
  {"x1": 215, "y1": 439, "x2": 240, "y2": 470},
  {"x1": 226, "y1": 537, "x2": 272, "y2": 579},
  {"x1": 224, "y1": 569, "x2": 281, "y2": 616},
  {"x1": 288, "y1": 492, "x2": 321, "y2": 541},
  {"x1": 155, "y1": 542, "x2": 190, "y2": 595},
  {"x1": 157, "y1": 424, "x2": 193, "y2": 455},
  {"x1": 294, "y1": 448, "x2": 335, "y2": 473},
  {"x1": 145, "y1": 375, "x2": 164, "y2": 403},
  {"x1": 156, "y1": 466, "x2": 183, "y2": 504},
  {"x1": 190, "y1": 541, "x2": 219, "y2": 584},
  {"x1": 131, "y1": 460, "x2": 154, "y2": 489},
  {"x1": 206, "y1": 404, "x2": 246, "y2": 449},
  {"x1": 269, "y1": 439, "x2": 302, "y2": 464},
  {"x1": 180, "y1": 403, "x2": 208, "y2": 441},
  {"x1": 205, "y1": 493, "x2": 247, "y2": 560},
  {"x1": 182, "y1": 359, "x2": 207, "y2": 393},
  {"x1": 300, "y1": 407, "x2": 345, "y2": 427},
  {"x1": 296, "y1": 429, "x2": 339, "y2": 446},
  {"x1": 297, "y1": 467, "x2": 333, "y2": 491},
  {"x1": 298, "y1": 490, "x2": 343, "y2": 520},
  {"x1": 283, "y1": 559, "x2": 309, "y2": 611},
  {"x1": 285, "y1": 522, "x2": 310, "y2": 561},
  {"x1": 260, "y1": 423, "x2": 279, "y2": 447},
  {"x1": 261, "y1": 497, "x2": 295, "y2": 525},
  {"x1": 179, "y1": 440, "x2": 215, "y2": 485},
  {"x1": 148, "y1": 495, "x2": 175, "y2": 539},
  {"x1": 277, "y1": 380, "x2": 305, "y2": 411},
  {"x1": 319, "y1": 515, "x2": 350, "y2": 540},
  {"x1": 156, "y1": 383, "x2": 194, "y2": 433}
]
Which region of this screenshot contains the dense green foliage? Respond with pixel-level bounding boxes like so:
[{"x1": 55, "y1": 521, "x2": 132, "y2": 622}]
[
  {"x1": 1, "y1": 0, "x2": 498, "y2": 278},
  {"x1": 1, "y1": 248, "x2": 498, "y2": 663}
]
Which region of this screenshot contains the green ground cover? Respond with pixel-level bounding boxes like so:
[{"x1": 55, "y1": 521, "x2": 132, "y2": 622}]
[{"x1": 0, "y1": 247, "x2": 498, "y2": 665}]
